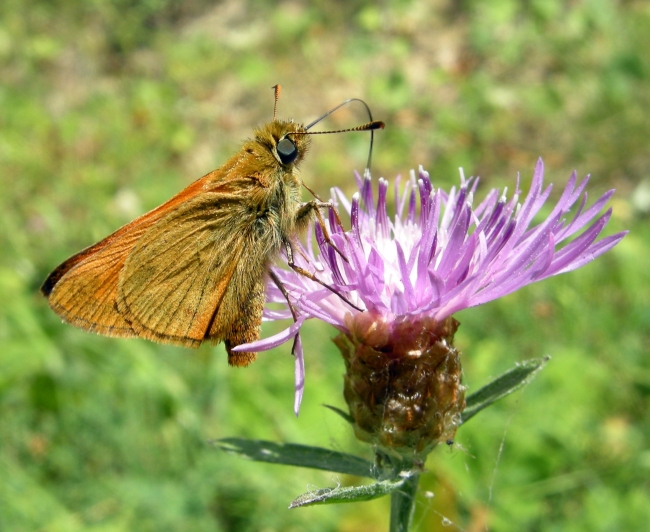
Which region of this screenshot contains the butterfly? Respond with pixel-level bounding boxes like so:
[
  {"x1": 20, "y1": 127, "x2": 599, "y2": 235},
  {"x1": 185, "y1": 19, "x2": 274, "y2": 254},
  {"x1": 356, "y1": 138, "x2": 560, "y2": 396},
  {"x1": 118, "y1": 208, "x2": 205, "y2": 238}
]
[{"x1": 42, "y1": 85, "x2": 383, "y2": 366}]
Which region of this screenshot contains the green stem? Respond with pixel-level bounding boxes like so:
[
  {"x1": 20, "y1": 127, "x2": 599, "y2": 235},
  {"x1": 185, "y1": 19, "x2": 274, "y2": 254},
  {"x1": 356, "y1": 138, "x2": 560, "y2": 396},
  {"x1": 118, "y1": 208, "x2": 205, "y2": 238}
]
[{"x1": 389, "y1": 473, "x2": 420, "y2": 532}]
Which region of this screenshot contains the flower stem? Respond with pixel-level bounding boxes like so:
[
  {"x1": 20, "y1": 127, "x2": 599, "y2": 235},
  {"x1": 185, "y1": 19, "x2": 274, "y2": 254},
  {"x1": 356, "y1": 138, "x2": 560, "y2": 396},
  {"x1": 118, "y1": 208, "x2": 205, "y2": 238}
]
[{"x1": 389, "y1": 472, "x2": 420, "y2": 532}]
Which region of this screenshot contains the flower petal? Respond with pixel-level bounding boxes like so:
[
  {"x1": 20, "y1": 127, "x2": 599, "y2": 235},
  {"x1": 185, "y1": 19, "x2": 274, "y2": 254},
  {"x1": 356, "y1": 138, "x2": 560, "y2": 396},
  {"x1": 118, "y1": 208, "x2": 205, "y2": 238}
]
[{"x1": 232, "y1": 317, "x2": 306, "y2": 352}]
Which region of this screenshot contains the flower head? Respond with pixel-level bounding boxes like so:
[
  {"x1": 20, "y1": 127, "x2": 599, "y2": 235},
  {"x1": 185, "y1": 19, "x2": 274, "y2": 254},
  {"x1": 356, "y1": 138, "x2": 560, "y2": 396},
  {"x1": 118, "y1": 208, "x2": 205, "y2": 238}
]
[{"x1": 235, "y1": 159, "x2": 627, "y2": 415}]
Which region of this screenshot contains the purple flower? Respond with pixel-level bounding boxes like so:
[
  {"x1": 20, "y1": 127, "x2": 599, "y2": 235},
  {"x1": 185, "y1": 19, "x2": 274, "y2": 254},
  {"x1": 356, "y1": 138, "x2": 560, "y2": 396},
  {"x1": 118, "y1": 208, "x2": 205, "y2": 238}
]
[{"x1": 234, "y1": 158, "x2": 627, "y2": 414}]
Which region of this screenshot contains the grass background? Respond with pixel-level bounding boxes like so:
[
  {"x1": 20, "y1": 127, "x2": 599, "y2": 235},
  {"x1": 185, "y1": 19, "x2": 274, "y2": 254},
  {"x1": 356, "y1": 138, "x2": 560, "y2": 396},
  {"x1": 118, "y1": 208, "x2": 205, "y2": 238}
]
[{"x1": 1, "y1": 0, "x2": 648, "y2": 530}]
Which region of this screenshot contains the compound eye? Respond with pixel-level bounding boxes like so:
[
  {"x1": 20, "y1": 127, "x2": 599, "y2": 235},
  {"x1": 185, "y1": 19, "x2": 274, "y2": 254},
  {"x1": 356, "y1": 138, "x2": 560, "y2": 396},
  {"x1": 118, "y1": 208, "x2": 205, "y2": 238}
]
[{"x1": 277, "y1": 137, "x2": 298, "y2": 164}]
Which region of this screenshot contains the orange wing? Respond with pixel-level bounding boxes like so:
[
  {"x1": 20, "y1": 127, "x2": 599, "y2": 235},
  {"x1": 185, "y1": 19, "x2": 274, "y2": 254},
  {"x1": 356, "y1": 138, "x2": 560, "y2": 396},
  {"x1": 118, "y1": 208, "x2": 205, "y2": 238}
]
[
  {"x1": 115, "y1": 190, "x2": 255, "y2": 347},
  {"x1": 42, "y1": 168, "x2": 260, "y2": 347}
]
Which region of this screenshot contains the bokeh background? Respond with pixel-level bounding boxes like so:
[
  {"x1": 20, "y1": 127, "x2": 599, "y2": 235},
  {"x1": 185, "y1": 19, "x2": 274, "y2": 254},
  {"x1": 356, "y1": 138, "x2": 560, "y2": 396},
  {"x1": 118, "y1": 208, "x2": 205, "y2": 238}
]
[{"x1": 1, "y1": 0, "x2": 648, "y2": 530}]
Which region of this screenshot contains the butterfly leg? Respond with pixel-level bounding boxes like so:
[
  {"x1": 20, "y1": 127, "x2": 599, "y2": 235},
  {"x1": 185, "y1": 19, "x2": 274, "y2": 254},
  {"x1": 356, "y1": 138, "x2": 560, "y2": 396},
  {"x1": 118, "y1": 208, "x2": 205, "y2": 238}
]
[
  {"x1": 301, "y1": 183, "x2": 351, "y2": 229},
  {"x1": 283, "y1": 239, "x2": 363, "y2": 312},
  {"x1": 294, "y1": 200, "x2": 349, "y2": 262},
  {"x1": 269, "y1": 269, "x2": 298, "y2": 321},
  {"x1": 269, "y1": 269, "x2": 301, "y2": 355}
]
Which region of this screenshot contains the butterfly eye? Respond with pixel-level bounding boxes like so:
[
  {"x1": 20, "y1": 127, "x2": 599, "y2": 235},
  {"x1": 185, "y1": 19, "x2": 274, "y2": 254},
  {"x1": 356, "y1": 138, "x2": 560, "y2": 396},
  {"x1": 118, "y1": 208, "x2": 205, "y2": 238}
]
[{"x1": 277, "y1": 137, "x2": 298, "y2": 164}]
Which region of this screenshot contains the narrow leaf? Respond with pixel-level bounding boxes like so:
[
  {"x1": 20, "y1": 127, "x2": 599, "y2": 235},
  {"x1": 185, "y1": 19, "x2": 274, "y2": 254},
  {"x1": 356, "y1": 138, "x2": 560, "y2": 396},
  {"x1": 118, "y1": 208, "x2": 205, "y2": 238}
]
[
  {"x1": 462, "y1": 356, "x2": 550, "y2": 424},
  {"x1": 213, "y1": 438, "x2": 375, "y2": 478},
  {"x1": 290, "y1": 478, "x2": 406, "y2": 508},
  {"x1": 322, "y1": 404, "x2": 355, "y2": 424}
]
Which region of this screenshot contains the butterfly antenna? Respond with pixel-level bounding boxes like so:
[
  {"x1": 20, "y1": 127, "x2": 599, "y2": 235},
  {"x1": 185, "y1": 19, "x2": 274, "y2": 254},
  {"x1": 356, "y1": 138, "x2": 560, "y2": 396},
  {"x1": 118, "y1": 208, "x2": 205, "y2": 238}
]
[
  {"x1": 294, "y1": 98, "x2": 384, "y2": 170},
  {"x1": 272, "y1": 84, "x2": 281, "y2": 121}
]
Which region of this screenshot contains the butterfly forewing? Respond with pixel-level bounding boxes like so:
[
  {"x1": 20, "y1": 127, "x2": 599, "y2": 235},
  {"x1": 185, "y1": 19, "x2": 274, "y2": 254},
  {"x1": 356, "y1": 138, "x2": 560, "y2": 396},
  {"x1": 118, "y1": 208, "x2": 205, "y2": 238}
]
[
  {"x1": 116, "y1": 190, "x2": 250, "y2": 347},
  {"x1": 42, "y1": 168, "x2": 266, "y2": 353},
  {"x1": 41, "y1": 196, "x2": 198, "y2": 337}
]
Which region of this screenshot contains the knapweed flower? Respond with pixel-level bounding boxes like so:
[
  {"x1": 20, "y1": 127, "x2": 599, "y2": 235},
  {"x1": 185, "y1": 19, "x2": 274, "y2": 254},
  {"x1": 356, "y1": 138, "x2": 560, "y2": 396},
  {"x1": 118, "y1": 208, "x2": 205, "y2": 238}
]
[{"x1": 234, "y1": 158, "x2": 626, "y2": 453}]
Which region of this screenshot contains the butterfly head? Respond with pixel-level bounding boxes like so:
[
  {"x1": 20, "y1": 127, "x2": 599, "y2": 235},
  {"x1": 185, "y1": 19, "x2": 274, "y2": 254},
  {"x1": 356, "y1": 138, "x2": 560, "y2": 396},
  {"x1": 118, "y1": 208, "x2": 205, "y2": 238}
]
[{"x1": 254, "y1": 120, "x2": 312, "y2": 169}]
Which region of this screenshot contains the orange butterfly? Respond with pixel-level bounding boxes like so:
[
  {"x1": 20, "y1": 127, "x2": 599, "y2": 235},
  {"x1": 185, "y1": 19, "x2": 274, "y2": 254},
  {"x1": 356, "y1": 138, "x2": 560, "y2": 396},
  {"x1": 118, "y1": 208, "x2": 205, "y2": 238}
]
[{"x1": 42, "y1": 86, "x2": 383, "y2": 367}]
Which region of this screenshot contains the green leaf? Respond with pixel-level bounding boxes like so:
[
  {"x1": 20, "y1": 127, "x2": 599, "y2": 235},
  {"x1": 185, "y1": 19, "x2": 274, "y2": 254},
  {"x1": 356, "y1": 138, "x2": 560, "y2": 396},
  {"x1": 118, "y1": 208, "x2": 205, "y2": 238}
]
[
  {"x1": 322, "y1": 404, "x2": 355, "y2": 424},
  {"x1": 462, "y1": 356, "x2": 550, "y2": 424},
  {"x1": 289, "y1": 478, "x2": 407, "y2": 508},
  {"x1": 213, "y1": 438, "x2": 375, "y2": 478}
]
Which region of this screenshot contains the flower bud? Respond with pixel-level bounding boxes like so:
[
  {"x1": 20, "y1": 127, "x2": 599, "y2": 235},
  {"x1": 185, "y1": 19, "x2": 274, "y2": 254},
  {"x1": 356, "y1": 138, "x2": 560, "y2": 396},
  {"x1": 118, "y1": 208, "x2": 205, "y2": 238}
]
[{"x1": 336, "y1": 313, "x2": 465, "y2": 457}]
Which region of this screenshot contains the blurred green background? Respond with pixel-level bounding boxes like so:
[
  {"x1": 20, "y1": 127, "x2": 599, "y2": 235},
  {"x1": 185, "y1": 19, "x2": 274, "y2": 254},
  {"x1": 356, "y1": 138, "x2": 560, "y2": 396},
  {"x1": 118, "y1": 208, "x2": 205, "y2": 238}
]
[{"x1": 1, "y1": 0, "x2": 648, "y2": 530}]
